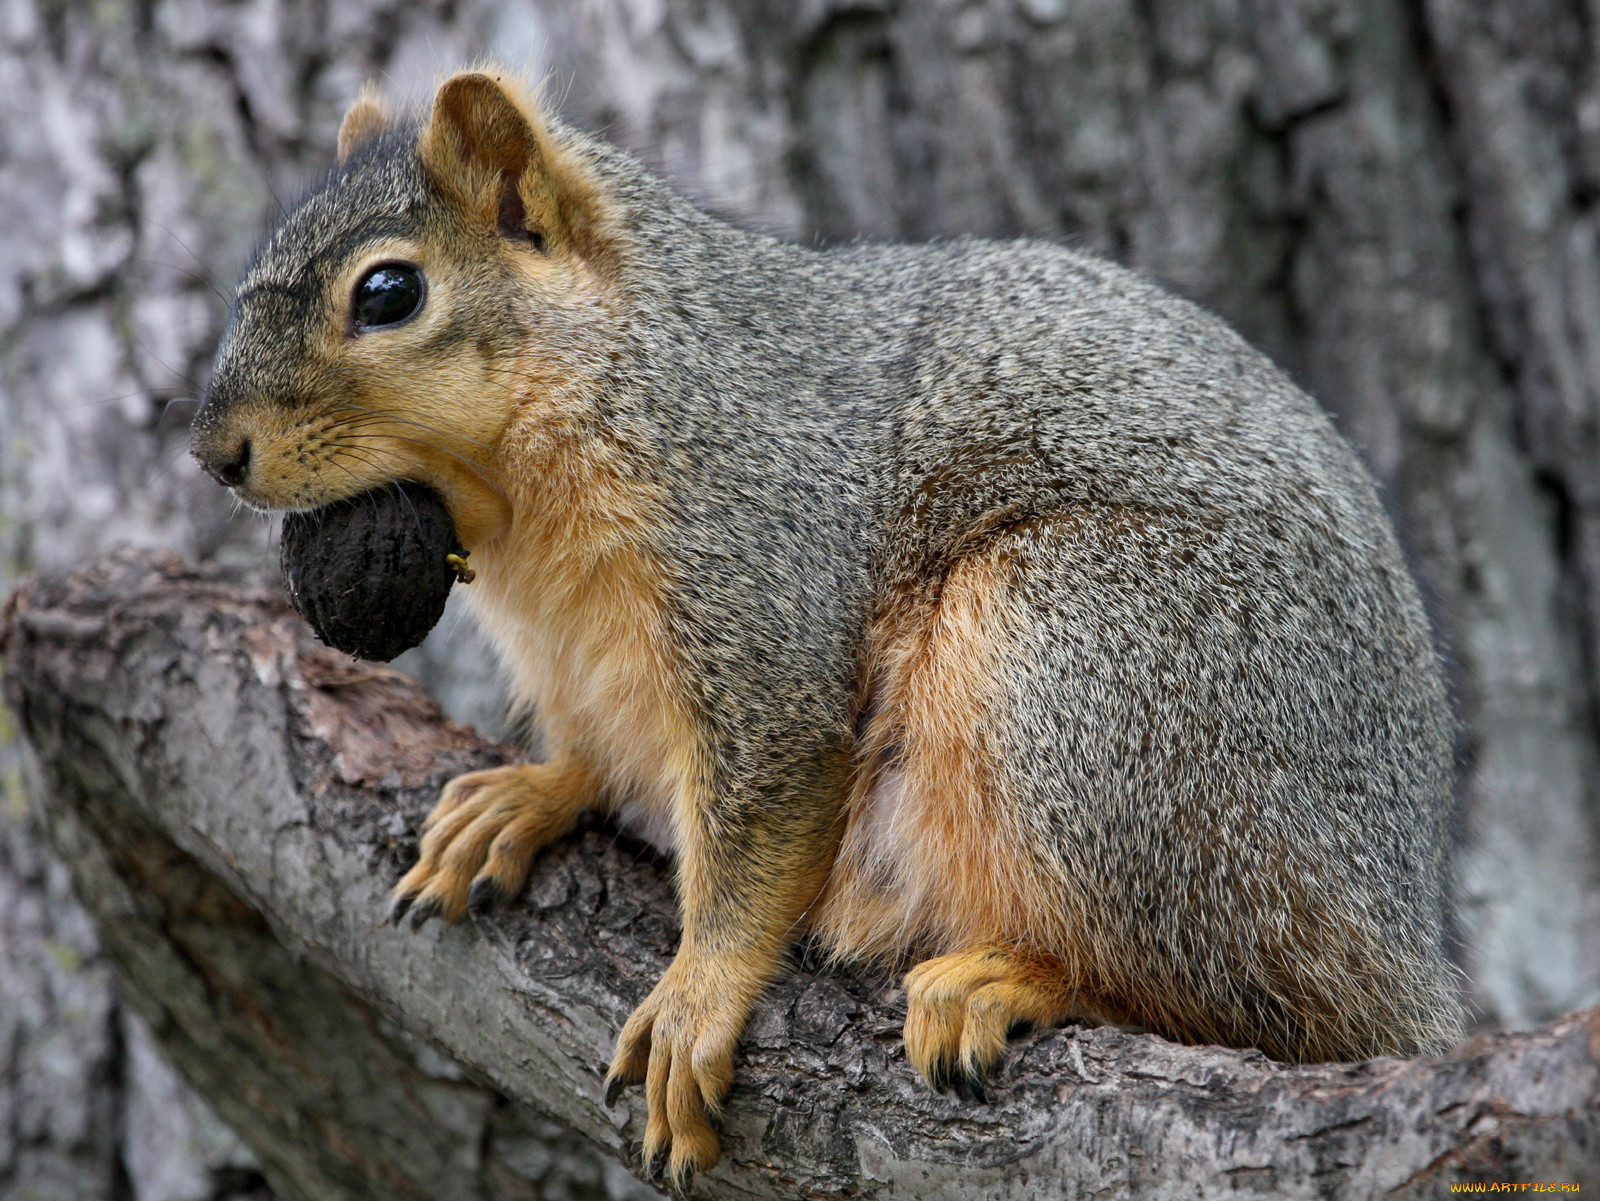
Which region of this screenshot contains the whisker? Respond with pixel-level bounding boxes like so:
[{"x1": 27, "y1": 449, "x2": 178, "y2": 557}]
[
  {"x1": 57, "y1": 388, "x2": 168, "y2": 414},
  {"x1": 385, "y1": 476, "x2": 427, "y2": 540},
  {"x1": 317, "y1": 405, "x2": 510, "y2": 491},
  {"x1": 156, "y1": 440, "x2": 197, "y2": 471},
  {"x1": 128, "y1": 335, "x2": 203, "y2": 406},
  {"x1": 339, "y1": 462, "x2": 390, "y2": 514},
  {"x1": 321, "y1": 429, "x2": 509, "y2": 497},
  {"x1": 327, "y1": 401, "x2": 501, "y2": 456},
  {"x1": 157, "y1": 398, "x2": 202, "y2": 428},
  {"x1": 132, "y1": 255, "x2": 231, "y2": 305},
  {"x1": 316, "y1": 449, "x2": 487, "y2": 539},
  {"x1": 318, "y1": 446, "x2": 397, "y2": 482},
  {"x1": 143, "y1": 222, "x2": 234, "y2": 303}
]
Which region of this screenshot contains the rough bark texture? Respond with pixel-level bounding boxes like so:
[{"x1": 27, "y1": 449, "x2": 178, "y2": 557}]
[
  {"x1": 3, "y1": 0, "x2": 1600, "y2": 1195},
  {"x1": 5, "y1": 548, "x2": 1598, "y2": 1199}
]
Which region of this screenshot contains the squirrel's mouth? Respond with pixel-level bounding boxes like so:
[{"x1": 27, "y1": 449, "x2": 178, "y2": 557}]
[
  {"x1": 191, "y1": 411, "x2": 411, "y2": 515},
  {"x1": 210, "y1": 442, "x2": 508, "y2": 550},
  {"x1": 191, "y1": 373, "x2": 516, "y2": 546}
]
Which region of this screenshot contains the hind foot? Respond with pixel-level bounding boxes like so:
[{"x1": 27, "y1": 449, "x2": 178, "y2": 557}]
[{"x1": 903, "y1": 947, "x2": 1085, "y2": 1099}]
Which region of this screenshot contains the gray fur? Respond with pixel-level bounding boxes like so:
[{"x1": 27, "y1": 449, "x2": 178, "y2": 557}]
[{"x1": 576, "y1": 131, "x2": 1463, "y2": 1056}]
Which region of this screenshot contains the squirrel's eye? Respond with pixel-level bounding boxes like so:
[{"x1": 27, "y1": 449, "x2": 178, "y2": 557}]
[{"x1": 351, "y1": 264, "x2": 425, "y2": 331}]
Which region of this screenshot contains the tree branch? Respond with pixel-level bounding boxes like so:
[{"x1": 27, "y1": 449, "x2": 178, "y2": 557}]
[{"x1": 4, "y1": 548, "x2": 1597, "y2": 1198}]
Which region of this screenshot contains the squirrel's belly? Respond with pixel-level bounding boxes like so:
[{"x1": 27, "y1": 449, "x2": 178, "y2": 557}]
[
  {"x1": 611, "y1": 795, "x2": 677, "y2": 855},
  {"x1": 461, "y1": 539, "x2": 699, "y2": 860},
  {"x1": 810, "y1": 738, "x2": 1076, "y2": 966}
]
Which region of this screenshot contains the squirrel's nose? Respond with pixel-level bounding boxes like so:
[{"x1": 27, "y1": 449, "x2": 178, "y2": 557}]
[{"x1": 199, "y1": 437, "x2": 252, "y2": 487}]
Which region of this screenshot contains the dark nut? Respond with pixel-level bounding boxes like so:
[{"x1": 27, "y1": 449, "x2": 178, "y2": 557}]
[{"x1": 280, "y1": 481, "x2": 467, "y2": 662}]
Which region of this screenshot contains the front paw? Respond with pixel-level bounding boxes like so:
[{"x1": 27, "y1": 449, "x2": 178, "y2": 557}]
[
  {"x1": 603, "y1": 955, "x2": 757, "y2": 1186},
  {"x1": 390, "y1": 760, "x2": 591, "y2": 927}
]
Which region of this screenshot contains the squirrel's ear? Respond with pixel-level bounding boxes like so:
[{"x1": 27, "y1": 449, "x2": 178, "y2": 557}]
[
  {"x1": 420, "y1": 71, "x2": 609, "y2": 257},
  {"x1": 422, "y1": 72, "x2": 538, "y2": 191},
  {"x1": 337, "y1": 86, "x2": 391, "y2": 163}
]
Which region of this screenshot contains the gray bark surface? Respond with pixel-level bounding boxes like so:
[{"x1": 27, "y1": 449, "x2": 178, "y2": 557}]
[
  {"x1": 6, "y1": 548, "x2": 1599, "y2": 1199},
  {"x1": 3, "y1": 0, "x2": 1600, "y2": 1195}
]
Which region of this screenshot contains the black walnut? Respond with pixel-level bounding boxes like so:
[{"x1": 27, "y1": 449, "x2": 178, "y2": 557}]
[{"x1": 279, "y1": 481, "x2": 468, "y2": 662}]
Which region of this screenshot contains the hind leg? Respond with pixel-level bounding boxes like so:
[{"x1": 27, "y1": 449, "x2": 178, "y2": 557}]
[{"x1": 904, "y1": 947, "x2": 1102, "y2": 1096}]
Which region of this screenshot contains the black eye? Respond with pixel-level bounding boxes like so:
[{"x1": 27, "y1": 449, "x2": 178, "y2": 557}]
[{"x1": 351, "y1": 263, "x2": 425, "y2": 331}]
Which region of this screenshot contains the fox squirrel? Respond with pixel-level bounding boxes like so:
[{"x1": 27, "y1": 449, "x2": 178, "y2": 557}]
[{"x1": 190, "y1": 69, "x2": 1467, "y2": 1183}]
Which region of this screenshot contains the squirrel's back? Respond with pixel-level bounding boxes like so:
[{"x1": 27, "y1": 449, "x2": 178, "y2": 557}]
[
  {"x1": 735, "y1": 239, "x2": 1463, "y2": 1061},
  {"x1": 598, "y1": 216, "x2": 1463, "y2": 1060}
]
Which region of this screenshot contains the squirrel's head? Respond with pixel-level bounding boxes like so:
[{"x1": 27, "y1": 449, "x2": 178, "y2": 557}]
[{"x1": 190, "y1": 70, "x2": 620, "y2": 548}]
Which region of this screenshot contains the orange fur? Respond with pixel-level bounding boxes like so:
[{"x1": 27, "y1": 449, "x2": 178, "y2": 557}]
[
  {"x1": 463, "y1": 405, "x2": 706, "y2": 848},
  {"x1": 336, "y1": 84, "x2": 390, "y2": 161},
  {"x1": 818, "y1": 511, "x2": 1432, "y2": 1064},
  {"x1": 392, "y1": 758, "x2": 597, "y2": 921},
  {"x1": 813, "y1": 546, "x2": 1080, "y2": 964},
  {"x1": 810, "y1": 528, "x2": 1142, "y2": 1055},
  {"x1": 903, "y1": 947, "x2": 1121, "y2": 1083},
  {"x1": 196, "y1": 65, "x2": 1467, "y2": 1176},
  {"x1": 408, "y1": 81, "x2": 707, "y2": 846},
  {"x1": 208, "y1": 222, "x2": 524, "y2": 535},
  {"x1": 217, "y1": 72, "x2": 704, "y2": 825},
  {"x1": 219, "y1": 73, "x2": 621, "y2": 543},
  {"x1": 420, "y1": 71, "x2": 620, "y2": 269},
  {"x1": 290, "y1": 75, "x2": 707, "y2": 880}
]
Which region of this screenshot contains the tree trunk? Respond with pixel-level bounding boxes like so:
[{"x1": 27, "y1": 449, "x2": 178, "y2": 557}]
[
  {"x1": 4, "y1": 549, "x2": 1597, "y2": 1199},
  {"x1": 4, "y1": 1, "x2": 1600, "y2": 1196}
]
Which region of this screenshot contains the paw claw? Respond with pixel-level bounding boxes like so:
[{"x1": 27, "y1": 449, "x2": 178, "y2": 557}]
[
  {"x1": 387, "y1": 762, "x2": 590, "y2": 931},
  {"x1": 609, "y1": 956, "x2": 748, "y2": 1180},
  {"x1": 950, "y1": 1067, "x2": 974, "y2": 1102},
  {"x1": 959, "y1": 1068, "x2": 989, "y2": 1105},
  {"x1": 903, "y1": 948, "x2": 1075, "y2": 1102},
  {"x1": 409, "y1": 897, "x2": 441, "y2": 931},
  {"x1": 647, "y1": 1147, "x2": 670, "y2": 1181},
  {"x1": 468, "y1": 876, "x2": 503, "y2": 913},
  {"x1": 603, "y1": 1074, "x2": 628, "y2": 1108}
]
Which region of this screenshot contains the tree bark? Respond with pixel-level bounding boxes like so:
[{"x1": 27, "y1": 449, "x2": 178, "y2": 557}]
[
  {"x1": 6, "y1": 0, "x2": 1600, "y2": 1194},
  {"x1": 4, "y1": 549, "x2": 1596, "y2": 1199}
]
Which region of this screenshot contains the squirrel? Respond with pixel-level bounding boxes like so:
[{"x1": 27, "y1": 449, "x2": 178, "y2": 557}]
[{"x1": 190, "y1": 69, "x2": 1468, "y2": 1183}]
